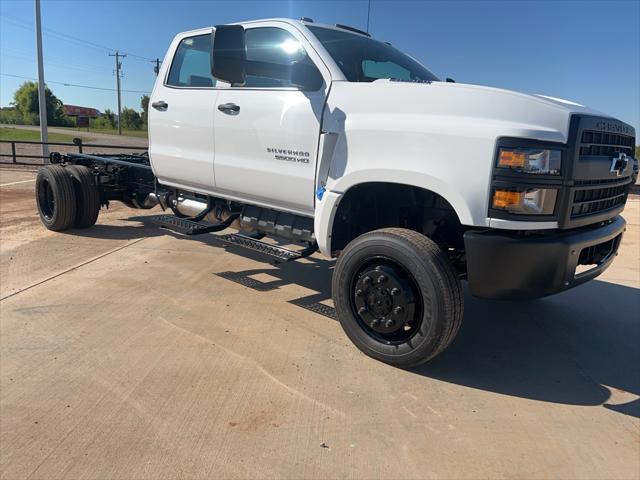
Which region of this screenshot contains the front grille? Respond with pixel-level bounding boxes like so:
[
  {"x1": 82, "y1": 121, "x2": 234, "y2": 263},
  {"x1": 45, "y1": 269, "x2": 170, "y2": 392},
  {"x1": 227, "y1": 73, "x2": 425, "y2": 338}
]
[
  {"x1": 579, "y1": 130, "x2": 635, "y2": 156},
  {"x1": 575, "y1": 177, "x2": 626, "y2": 186},
  {"x1": 571, "y1": 183, "x2": 628, "y2": 218}
]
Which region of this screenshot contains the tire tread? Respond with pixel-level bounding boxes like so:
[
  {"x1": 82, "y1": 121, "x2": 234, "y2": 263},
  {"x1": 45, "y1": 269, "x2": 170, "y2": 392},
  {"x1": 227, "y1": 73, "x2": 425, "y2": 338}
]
[
  {"x1": 66, "y1": 165, "x2": 100, "y2": 228},
  {"x1": 333, "y1": 227, "x2": 464, "y2": 367},
  {"x1": 35, "y1": 165, "x2": 77, "y2": 231}
]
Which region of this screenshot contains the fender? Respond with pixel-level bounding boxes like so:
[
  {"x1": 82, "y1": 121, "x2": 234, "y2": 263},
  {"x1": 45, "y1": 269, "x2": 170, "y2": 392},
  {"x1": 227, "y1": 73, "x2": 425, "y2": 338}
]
[{"x1": 314, "y1": 170, "x2": 476, "y2": 257}]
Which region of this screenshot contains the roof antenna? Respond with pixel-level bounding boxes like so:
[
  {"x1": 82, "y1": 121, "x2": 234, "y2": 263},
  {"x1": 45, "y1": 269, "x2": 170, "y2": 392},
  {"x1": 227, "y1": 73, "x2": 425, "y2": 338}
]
[{"x1": 366, "y1": 0, "x2": 371, "y2": 33}]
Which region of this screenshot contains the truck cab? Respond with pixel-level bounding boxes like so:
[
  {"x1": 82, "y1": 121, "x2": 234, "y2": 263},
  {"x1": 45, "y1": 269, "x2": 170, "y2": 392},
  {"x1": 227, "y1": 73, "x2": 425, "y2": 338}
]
[{"x1": 39, "y1": 18, "x2": 636, "y2": 367}]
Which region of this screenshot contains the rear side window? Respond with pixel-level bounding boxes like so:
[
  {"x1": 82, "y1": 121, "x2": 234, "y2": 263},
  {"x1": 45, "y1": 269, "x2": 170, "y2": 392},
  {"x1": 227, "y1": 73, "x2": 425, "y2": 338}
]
[{"x1": 167, "y1": 34, "x2": 216, "y2": 87}]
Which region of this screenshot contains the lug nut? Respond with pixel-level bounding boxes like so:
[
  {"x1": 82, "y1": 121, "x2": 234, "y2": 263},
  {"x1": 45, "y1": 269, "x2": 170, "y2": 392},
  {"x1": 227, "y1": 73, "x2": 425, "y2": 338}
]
[
  {"x1": 377, "y1": 275, "x2": 387, "y2": 284},
  {"x1": 370, "y1": 319, "x2": 380, "y2": 327},
  {"x1": 355, "y1": 289, "x2": 364, "y2": 297},
  {"x1": 394, "y1": 306, "x2": 404, "y2": 315},
  {"x1": 358, "y1": 307, "x2": 367, "y2": 315},
  {"x1": 391, "y1": 288, "x2": 400, "y2": 296},
  {"x1": 385, "y1": 319, "x2": 396, "y2": 328},
  {"x1": 362, "y1": 276, "x2": 372, "y2": 285}
]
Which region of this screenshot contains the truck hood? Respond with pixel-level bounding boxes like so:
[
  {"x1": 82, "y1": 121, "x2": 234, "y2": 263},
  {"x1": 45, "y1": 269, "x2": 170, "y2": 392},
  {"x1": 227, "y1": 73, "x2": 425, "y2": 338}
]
[
  {"x1": 329, "y1": 79, "x2": 625, "y2": 144},
  {"x1": 378, "y1": 79, "x2": 608, "y2": 116}
]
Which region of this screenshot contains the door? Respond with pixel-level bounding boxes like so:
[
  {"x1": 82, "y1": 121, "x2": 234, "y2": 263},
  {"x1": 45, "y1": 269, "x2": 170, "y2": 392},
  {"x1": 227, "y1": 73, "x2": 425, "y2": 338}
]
[
  {"x1": 149, "y1": 32, "x2": 218, "y2": 191},
  {"x1": 213, "y1": 26, "x2": 327, "y2": 214}
]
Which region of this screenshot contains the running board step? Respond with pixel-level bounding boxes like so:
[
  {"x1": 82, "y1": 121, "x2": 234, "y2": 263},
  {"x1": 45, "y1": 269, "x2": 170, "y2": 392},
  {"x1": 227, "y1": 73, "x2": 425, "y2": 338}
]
[
  {"x1": 215, "y1": 233, "x2": 317, "y2": 262},
  {"x1": 151, "y1": 214, "x2": 238, "y2": 235}
]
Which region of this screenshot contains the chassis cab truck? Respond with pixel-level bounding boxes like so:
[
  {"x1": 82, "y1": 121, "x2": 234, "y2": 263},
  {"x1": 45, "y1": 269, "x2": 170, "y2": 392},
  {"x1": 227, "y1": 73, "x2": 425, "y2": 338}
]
[{"x1": 36, "y1": 19, "x2": 636, "y2": 367}]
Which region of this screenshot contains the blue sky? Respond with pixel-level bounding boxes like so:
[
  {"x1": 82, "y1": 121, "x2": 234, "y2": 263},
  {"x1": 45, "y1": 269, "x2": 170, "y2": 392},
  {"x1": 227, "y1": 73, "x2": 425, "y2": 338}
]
[{"x1": 1, "y1": 0, "x2": 639, "y2": 132}]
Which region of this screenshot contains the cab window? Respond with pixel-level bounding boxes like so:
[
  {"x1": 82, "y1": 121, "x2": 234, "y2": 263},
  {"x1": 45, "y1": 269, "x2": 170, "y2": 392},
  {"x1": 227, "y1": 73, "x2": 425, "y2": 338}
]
[
  {"x1": 243, "y1": 27, "x2": 318, "y2": 88},
  {"x1": 167, "y1": 34, "x2": 216, "y2": 87}
]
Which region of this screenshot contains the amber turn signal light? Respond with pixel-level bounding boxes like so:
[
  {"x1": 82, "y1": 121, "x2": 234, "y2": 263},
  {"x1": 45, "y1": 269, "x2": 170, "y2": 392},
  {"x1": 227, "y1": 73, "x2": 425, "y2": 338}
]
[
  {"x1": 497, "y1": 150, "x2": 527, "y2": 168},
  {"x1": 493, "y1": 189, "x2": 523, "y2": 209}
]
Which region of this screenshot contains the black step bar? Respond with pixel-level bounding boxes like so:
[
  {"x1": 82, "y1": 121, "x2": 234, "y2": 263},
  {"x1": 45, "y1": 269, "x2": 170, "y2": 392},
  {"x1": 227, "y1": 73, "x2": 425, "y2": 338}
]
[
  {"x1": 151, "y1": 213, "x2": 317, "y2": 261},
  {"x1": 150, "y1": 213, "x2": 239, "y2": 235},
  {"x1": 215, "y1": 233, "x2": 317, "y2": 262}
]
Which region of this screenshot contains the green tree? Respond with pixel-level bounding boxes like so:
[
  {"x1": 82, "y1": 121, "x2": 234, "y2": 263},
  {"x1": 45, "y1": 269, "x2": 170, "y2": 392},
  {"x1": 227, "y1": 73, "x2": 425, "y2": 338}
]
[
  {"x1": 0, "y1": 107, "x2": 23, "y2": 124},
  {"x1": 140, "y1": 95, "x2": 149, "y2": 127},
  {"x1": 91, "y1": 108, "x2": 116, "y2": 130},
  {"x1": 11, "y1": 81, "x2": 70, "y2": 126},
  {"x1": 120, "y1": 107, "x2": 142, "y2": 130}
]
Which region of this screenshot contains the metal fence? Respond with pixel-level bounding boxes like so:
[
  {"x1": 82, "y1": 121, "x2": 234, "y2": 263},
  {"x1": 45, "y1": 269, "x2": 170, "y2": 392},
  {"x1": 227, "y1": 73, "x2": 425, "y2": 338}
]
[{"x1": 0, "y1": 138, "x2": 147, "y2": 166}]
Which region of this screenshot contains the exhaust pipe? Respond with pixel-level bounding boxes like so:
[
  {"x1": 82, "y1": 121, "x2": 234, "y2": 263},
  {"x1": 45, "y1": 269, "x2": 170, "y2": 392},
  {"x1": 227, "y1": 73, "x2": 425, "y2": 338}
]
[
  {"x1": 173, "y1": 196, "x2": 242, "y2": 228},
  {"x1": 129, "y1": 192, "x2": 160, "y2": 209},
  {"x1": 173, "y1": 197, "x2": 207, "y2": 217}
]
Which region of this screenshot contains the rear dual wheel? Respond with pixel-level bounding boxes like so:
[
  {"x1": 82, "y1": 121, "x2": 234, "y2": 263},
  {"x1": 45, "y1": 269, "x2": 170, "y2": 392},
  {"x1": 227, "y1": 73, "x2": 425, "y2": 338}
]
[
  {"x1": 36, "y1": 165, "x2": 100, "y2": 231},
  {"x1": 332, "y1": 228, "x2": 463, "y2": 368},
  {"x1": 66, "y1": 165, "x2": 100, "y2": 228},
  {"x1": 36, "y1": 165, "x2": 76, "y2": 231}
]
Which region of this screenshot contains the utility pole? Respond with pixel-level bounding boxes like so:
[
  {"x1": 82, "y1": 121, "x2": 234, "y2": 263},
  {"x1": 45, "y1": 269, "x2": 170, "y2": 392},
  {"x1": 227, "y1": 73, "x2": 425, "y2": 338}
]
[
  {"x1": 153, "y1": 58, "x2": 161, "y2": 76},
  {"x1": 34, "y1": 0, "x2": 48, "y2": 160},
  {"x1": 109, "y1": 51, "x2": 126, "y2": 135}
]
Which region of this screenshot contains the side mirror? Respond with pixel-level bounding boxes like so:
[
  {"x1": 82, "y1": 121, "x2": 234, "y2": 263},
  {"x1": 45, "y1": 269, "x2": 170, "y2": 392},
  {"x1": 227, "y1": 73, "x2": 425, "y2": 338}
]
[
  {"x1": 291, "y1": 62, "x2": 324, "y2": 91},
  {"x1": 212, "y1": 25, "x2": 246, "y2": 85},
  {"x1": 445, "y1": 77, "x2": 456, "y2": 83}
]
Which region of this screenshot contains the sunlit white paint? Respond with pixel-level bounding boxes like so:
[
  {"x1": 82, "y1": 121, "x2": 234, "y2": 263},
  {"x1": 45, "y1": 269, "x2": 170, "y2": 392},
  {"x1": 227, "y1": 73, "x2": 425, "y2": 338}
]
[{"x1": 149, "y1": 18, "x2": 623, "y2": 258}]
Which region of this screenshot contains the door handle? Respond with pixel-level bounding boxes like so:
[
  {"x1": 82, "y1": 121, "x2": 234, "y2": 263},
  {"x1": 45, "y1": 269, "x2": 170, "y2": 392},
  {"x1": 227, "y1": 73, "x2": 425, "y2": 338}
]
[
  {"x1": 152, "y1": 100, "x2": 168, "y2": 110},
  {"x1": 217, "y1": 103, "x2": 240, "y2": 114}
]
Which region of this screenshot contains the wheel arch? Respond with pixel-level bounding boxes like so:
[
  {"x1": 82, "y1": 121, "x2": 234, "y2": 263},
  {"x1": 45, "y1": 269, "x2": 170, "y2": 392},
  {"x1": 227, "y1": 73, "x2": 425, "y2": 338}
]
[{"x1": 315, "y1": 177, "x2": 473, "y2": 257}]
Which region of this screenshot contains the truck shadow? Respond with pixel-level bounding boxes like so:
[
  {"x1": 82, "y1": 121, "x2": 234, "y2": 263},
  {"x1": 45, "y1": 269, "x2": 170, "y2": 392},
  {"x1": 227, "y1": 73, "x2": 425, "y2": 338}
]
[
  {"x1": 210, "y1": 251, "x2": 639, "y2": 418},
  {"x1": 418, "y1": 280, "x2": 639, "y2": 418},
  {"x1": 89, "y1": 213, "x2": 639, "y2": 417},
  {"x1": 66, "y1": 222, "x2": 164, "y2": 240}
]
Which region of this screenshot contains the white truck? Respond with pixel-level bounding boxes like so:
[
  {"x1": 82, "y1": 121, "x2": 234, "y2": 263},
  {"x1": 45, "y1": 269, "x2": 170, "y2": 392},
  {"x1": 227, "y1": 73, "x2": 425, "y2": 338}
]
[{"x1": 36, "y1": 18, "x2": 636, "y2": 367}]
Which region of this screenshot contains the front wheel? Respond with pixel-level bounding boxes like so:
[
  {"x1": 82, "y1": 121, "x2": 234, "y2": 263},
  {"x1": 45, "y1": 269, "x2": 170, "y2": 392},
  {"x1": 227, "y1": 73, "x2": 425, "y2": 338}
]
[{"x1": 332, "y1": 228, "x2": 463, "y2": 368}]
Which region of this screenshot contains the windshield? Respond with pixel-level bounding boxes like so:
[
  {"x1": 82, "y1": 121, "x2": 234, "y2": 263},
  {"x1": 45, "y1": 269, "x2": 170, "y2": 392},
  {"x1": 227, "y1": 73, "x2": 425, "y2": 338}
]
[{"x1": 308, "y1": 26, "x2": 439, "y2": 83}]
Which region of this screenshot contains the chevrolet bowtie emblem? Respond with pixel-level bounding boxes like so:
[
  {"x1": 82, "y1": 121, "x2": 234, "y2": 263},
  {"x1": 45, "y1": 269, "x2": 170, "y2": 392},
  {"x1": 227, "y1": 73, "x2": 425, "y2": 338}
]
[{"x1": 610, "y1": 152, "x2": 629, "y2": 176}]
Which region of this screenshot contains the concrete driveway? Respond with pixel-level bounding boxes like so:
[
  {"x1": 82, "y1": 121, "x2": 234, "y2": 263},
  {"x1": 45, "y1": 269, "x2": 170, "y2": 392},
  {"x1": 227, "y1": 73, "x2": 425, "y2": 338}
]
[{"x1": 1, "y1": 168, "x2": 638, "y2": 479}]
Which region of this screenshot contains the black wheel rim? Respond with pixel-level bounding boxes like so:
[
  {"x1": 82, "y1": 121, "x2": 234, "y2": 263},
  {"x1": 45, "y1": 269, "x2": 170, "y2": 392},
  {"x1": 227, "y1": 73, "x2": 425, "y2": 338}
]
[
  {"x1": 349, "y1": 256, "x2": 423, "y2": 344},
  {"x1": 37, "y1": 178, "x2": 55, "y2": 221}
]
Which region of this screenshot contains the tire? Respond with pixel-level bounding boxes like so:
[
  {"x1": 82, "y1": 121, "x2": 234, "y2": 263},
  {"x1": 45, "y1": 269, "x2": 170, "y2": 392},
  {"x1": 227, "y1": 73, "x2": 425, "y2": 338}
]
[
  {"x1": 35, "y1": 165, "x2": 77, "y2": 231},
  {"x1": 66, "y1": 165, "x2": 100, "y2": 228},
  {"x1": 332, "y1": 228, "x2": 463, "y2": 368}
]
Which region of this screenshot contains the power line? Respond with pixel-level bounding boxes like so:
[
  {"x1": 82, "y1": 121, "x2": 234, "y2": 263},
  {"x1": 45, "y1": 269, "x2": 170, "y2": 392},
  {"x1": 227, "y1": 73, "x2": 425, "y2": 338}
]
[
  {"x1": 0, "y1": 73, "x2": 151, "y2": 94},
  {"x1": 0, "y1": 14, "x2": 158, "y2": 62},
  {"x1": 2, "y1": 46, "x2": 117, "y2": 72},
  {"x1": 1, "y1": 52, "x2": 112, "y2": 75}
]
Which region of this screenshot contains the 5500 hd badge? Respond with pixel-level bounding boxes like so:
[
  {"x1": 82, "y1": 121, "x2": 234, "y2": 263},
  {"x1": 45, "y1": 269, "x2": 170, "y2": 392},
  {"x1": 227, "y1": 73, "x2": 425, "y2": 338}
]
[{"x1": 267, "y1": 148, "x2": 310, "y2": 164}]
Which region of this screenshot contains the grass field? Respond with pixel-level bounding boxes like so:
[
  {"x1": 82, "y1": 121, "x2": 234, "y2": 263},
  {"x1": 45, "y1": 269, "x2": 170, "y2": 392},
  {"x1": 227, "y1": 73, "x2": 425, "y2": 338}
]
[
  {"x1": 61, "y1": 127, "x2": 149, "y2": 139},
  {"x1": 0, "y1": 127, "x2": 76, "y2": 143}
]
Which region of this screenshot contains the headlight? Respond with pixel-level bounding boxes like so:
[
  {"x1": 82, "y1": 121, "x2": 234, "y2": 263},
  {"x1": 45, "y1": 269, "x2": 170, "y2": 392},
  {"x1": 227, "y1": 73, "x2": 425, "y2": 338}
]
[
  {"x1": 492, "y1": 187, "x2": 557, "y2": 215},
  {"x1": 497, "y1": 148, "x2": 561, "y2": 175}
]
